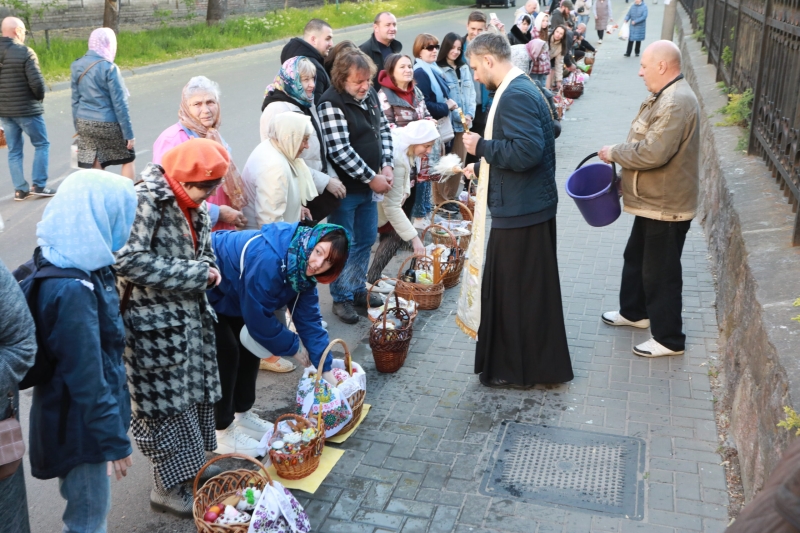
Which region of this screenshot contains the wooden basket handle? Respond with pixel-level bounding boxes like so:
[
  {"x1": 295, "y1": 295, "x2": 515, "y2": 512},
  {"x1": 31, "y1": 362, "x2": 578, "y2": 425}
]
[
  {"x1": 421, "y1": 223, "x2": 456, "y2": 249},
  {"x1": 395, "y1": 253, "x2": 430, "y2": 279},
  {"x1": 432, "y1": 200, "x2": 474, "y2": 222},
  {"x1": 192, "y1": 453, "x2": 272, "y2": 497}
]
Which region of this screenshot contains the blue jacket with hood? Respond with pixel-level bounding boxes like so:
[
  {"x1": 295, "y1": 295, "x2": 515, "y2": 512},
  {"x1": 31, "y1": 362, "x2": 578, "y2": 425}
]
[{"x1": 208, "y1": 223, "x2": 332, "y2": 371}]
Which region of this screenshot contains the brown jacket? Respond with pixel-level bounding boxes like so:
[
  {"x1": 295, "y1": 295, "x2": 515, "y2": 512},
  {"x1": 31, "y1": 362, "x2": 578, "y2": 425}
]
[{"x1": 609, "y1": 76, "x2": 700, "y2": 222}]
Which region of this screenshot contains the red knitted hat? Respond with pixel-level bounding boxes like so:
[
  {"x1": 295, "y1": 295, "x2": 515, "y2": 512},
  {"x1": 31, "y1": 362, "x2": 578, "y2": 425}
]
[{"x1": 161, "y1": 138, "x2": 230, "y2": 183}]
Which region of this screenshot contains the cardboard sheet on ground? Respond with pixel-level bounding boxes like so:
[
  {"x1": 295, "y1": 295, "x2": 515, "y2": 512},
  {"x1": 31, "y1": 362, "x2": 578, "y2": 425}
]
[
  {"x1": 262, "y1": 447, "x2": 344, "y2": 494},
  {"x1": 327, "y1": 403, "x2": 371, "y2": 444}
]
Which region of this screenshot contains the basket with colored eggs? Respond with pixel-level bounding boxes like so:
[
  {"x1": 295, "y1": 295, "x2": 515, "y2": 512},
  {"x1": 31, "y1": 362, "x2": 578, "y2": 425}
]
[{"x1": 267, "y1": 414, "x2": 325, "y2": 480}]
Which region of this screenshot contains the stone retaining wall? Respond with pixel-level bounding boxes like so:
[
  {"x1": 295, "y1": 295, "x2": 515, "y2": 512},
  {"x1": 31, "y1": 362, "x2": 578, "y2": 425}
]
[{"x1": 676, "y1": 6, "x2": 800, "y2": 500}]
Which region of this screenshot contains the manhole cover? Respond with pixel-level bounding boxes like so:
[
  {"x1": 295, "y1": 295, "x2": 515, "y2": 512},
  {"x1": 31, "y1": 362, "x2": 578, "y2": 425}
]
[{"x1": 480, "y1": 422, "x2": 645, "y2": 519}]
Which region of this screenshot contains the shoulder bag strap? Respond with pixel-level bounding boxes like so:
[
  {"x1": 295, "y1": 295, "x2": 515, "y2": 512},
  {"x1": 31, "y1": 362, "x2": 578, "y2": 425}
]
[{"x1": 77, "y1": 60, "x2": 105, "y2": 86}]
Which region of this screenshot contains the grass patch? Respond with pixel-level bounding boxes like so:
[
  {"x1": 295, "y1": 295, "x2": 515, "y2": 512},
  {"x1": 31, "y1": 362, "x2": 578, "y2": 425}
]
[
  {"x1": 716, "y1": 88, "x2": 753, "y2": 128},
  {"x1": 32, "y1": 0, "x2": 472, "y2": 83},
  {"x1": 692, "y1": 7, "x2": 705, "y2": 41},
  {"x1": 722, "y1": 45, "x2": 733, "y2": 67}
]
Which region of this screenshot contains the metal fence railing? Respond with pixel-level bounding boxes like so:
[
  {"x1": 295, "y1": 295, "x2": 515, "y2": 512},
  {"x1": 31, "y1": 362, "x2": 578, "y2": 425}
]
[{"x1": 680, "y1": 0, "x2": 800, "y2": 245}]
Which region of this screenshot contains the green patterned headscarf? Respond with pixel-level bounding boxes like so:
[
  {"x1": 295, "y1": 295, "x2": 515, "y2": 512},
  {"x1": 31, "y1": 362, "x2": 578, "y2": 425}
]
[
  {"x1": 286, "y1": 223, "x2": 349, "y2": 293},
  {"x1": 264, "y1": 56, "x2": 314, "y2": 108}
]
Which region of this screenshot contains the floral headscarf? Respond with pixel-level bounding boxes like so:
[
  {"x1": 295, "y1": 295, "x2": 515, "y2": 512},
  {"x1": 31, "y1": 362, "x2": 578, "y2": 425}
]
[
  {"x1": 265, "y1": 57, "x2": 314, "y2": 108},
  {"x1": 286, "y1": 224, "x2": 349, "y2": 294},
  {"x1": 88, "y1": 27, "x2": 117, "y2": 62}
]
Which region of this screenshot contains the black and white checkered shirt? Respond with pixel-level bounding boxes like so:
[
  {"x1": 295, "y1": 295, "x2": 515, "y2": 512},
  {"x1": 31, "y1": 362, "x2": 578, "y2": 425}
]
[{"x1": 317, "y1": 92, "x2": 394, "y2": 183}]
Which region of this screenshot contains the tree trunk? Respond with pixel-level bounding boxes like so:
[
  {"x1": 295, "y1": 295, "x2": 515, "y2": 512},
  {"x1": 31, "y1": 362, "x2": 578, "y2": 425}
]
[
  {"x1": 103, "y1": 0, "x2": 120, "y2": 34},
  {"x1": 206, "y1": 0, "x2": 227, "y2": 25}
]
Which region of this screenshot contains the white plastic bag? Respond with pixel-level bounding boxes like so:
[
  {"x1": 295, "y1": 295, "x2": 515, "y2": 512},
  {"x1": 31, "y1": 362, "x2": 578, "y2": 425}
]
[{"x1": 619, "y1": 21, "x2": 630, "y2": 40}]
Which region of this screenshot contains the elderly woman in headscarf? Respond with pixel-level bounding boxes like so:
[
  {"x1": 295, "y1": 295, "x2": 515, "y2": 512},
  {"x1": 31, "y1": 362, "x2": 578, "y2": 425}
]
[
  {"x1": 366, "y1": 120, "x2": 439, "y2": 286},
  {"x1": 29, "y1": 170, "x2": 136, "y2": 532},
  {"x1": 260, "y1": 56, "x2": 345, "y2": 222},
  {"x1": 70, "y1": 28, "x2": 135, "y2": 179},
  {"x1": 208, "y1": 222, "x2": 350, "y2": 455},
  {"x1": 152, "y1": 76, "x2": 247, "y2": 231},
  {"x1": 508, "y1": 14, "x2": 533, "y2": 45},
  {"x1": 114, "y1": 138, "x2": 230, "y2": 518},
  {"x1": 243, "y1": 112, "x2": 318, "y2": 230}
]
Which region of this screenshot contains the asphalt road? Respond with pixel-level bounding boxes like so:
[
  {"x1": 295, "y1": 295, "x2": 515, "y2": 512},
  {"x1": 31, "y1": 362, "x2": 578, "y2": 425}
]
[{"x1": 0, "y1": 6, "x2": 525, "y2": 532}]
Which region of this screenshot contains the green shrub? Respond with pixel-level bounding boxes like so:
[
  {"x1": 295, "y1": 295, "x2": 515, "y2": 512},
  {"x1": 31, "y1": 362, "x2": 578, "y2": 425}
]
[
  {"x1": 722, "y1": 45, "x2": 733, "y2": 67},
  {"x1": 716, "y1": 88, "x2": 753, "y2": 128},
  {"x1": 778, "y1": 406, "x2": 800, "y2": 436},
  {"x1": 695, "y1": 7, "x2": 705, "y2": 29},
  {"x1": 32, "y1": 0, "x2": 472, "y2": 83}
]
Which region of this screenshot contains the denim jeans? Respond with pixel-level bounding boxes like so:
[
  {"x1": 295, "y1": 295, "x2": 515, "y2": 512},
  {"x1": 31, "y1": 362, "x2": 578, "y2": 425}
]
[
  {"x1": 327, "y1": 189, "x2": 377, "y2": 302},
  {"x1": 619, "y1": 216, "x2": 691, "y2": 351},
  {"x1": 531, "y1": 73, "x2": 549, "y2": 85},
  {"x1": 1, "y1": 115, "x2": 50, "y2": 191},
  {"x1": 411, "y1": 180, "x2": 432, "y2": 219},
  {"x1": 577, "y1": 14, "x2": 590, "y2": 25},
  {"x1": 58, "y1": 462, "x2": 111, "y2": 533}
]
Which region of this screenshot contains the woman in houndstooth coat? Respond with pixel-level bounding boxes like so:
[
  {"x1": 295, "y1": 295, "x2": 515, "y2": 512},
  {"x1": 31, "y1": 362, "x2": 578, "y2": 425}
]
[{"x1": 114, "y1": 139, "x2": 226, "y2": 518}]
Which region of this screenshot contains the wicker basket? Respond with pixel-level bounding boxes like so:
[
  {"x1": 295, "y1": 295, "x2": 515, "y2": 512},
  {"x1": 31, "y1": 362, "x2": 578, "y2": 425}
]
[
  {"x1": 421, "y1": 224, "x2": 465, "y2": 290},
  {"x1": 368, "y1": 290, "x2": 413, "y2": 373},
  {"x1": 563, "y1": 82, "x2": 584, "y2": 99},
  {"x1": 267, "y1": 413, "x2": 325, "y2": 480},
  {"x1": 193, "y1": 453, "x2": 272, "y2": 533},
  {"x1": 322, "y1": 338, "x2": 366, "y2": 435},
  {"x1": 584, "y1": 52, "x2": 595, "y2": 65},
  {"x1": 367, "y1": 279, "x2": 417, "y2": 324},
  {"x1": 394, "y1": 255, "x2": 445, "y2": 310},
  {"x1": 431, "y1": 200, "x2": 473, "y2": 251}
]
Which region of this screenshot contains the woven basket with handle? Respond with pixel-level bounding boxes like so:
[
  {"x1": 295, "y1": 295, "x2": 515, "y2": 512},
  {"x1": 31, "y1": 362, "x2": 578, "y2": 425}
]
[
  {"x1": 367, "y1": 278, "x2": 417, "y2": 324},
  {"x1": 322, "y1": 338, "x2": 365, "y2": 435},
  {"x1": 193, "y1": 454, "x2": 272, "y2": 533},
  {"x1": 421, "y1": 224, "x2": 465, "y2": 290},
  {"x1": 394, "y1": 255, "x2": 445, "y2": 310},
  {"x1": 268, "y1": 412, "x2": 324, "y2": 480},
  {"x1": 431, "y1": 200, "x2": 473, "y2": 251},
  {"x1": 368, "y1": 289, "x2": 413, "y2": 373}
]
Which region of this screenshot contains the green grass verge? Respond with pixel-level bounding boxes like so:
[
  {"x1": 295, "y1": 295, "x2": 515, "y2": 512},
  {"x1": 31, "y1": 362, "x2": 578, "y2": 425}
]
[{"x1": 33, "y1": 0, "x2": 473, "y2": 83}]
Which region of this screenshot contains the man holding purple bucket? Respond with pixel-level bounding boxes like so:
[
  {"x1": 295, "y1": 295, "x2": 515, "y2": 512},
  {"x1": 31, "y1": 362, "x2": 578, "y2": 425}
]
[{"x1": 597, "y1": 40, "x2": 700, "y2": 358}]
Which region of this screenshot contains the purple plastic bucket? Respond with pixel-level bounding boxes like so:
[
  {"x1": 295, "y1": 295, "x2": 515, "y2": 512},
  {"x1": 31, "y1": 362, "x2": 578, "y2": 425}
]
[{"x1": 565, "y1": 153, "x2": 621, "y2": 227}]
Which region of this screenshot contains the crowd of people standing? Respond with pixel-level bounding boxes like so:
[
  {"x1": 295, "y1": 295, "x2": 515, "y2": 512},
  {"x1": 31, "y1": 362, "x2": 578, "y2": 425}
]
[{"x1": 0, "y1": 1, "x2": 700, "y2": 531}]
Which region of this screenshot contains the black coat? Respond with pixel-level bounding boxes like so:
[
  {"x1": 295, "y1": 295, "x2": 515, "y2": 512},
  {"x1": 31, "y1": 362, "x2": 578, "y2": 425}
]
[
  {"x1": 280, "y1": 37, "x2": 331, "y2": 104},
  {"x1": 507, "y1": 25, "x2": 532, "y2": 46},
  {"x1": 474, "y1": 76, "x2": 557, "y2": 228},
  {"x1": 359, "y1": 34, "x2": 402, "y2": 85},
  {"x1": 0, "y1": 38, "x2": 45, "y2": 117}
]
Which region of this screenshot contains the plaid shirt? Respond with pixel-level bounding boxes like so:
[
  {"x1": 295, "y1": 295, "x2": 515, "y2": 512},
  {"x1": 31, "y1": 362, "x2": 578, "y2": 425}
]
[
  {"x1": 317, "y1": 90, "x2": 394, "y2": 183},
  {"x1": 531, "y1": 45, "x2": 551, "y2": 75}
]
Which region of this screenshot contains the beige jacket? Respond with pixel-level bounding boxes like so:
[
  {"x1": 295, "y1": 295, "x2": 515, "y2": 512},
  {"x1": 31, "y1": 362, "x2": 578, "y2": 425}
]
[
  {"x1": 241, "y1": 140, "x2": 301, "y2": 229},
  {"x1": 377, "y1": 150, "x2": 416, "y2": 242},
  {"x1": 608, "y1": 77, "x2": 700, "y2": 222}
]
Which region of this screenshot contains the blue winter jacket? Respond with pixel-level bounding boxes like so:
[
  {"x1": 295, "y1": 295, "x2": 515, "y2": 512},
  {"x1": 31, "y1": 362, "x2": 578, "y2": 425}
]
[
  {"x1": 413, "y1": 69, "x2": 452, "y2": 119},
  {"x1": 625, "y1": 3, "x2": 648, "y2": 42},
  {"x1": 70, "y1": 51, "x2": 134, "y2": 140},
  {"x1": 208, "y1": 223, "x2": 332, "y2": 371},
  {"x1": 29, "y1": 262, "x2": 132, "y2": 480}
]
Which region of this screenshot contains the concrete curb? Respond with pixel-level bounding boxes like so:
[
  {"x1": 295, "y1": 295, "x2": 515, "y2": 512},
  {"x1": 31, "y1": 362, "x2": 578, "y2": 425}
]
[{"x1": 45, "y1": 6, "x2": 470, "y2": 93}]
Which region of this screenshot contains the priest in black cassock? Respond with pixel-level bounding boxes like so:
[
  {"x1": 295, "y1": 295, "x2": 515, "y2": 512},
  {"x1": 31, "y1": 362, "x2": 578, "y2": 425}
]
[{"x1": 458, "y1": 31, "x2": 572, "y2": 389}]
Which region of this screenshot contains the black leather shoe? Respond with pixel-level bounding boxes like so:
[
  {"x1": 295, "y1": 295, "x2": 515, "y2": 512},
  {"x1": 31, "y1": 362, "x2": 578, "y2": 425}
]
[
  {"x1": 481, "y1": 377, "x2": 534, "y2": 390},
  {"x1": 354, "y1": 291, "x2": 383, "y2": 308}
]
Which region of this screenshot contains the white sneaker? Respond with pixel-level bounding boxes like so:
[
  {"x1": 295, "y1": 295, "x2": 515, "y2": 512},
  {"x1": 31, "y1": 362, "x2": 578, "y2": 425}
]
[
  {"x1": 601, "y1": 311, "x2": 650, "y2": 329},
  {"x1": 234, "y1": 410, "x2": 272, "y2": 441},
  {"x1": 597, "y1": 39, "x2": 604, "y2": 44},
  {"x1": 633, "y1": 338, "x2": 685, "y2": 358},
  {"x1": 214, "y1": 425, "x2": 262, "y2": 456},
  {"x1": 322, "y1": 320, "x2": 328, "y2": 329},
  {"x1": 413, "y1": 218, "x2": 430, "y2": 230},
  {"x1": 380, "y1": 275, "x2": 397, "y2": 286},
  {"x1": 366, "y1": 280, "x2": 394, "y2": 294}
]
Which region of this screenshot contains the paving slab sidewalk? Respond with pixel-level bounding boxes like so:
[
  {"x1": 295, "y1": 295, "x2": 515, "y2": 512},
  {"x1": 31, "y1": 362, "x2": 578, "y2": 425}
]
[{"x1": 306, "y1": 9, "x2": 731, "y2": 533}]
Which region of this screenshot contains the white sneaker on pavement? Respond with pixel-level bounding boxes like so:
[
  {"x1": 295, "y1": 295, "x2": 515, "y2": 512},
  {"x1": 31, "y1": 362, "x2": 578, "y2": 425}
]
[
  {"x1": 322, "y1": 320, "x2": 328, "y2": 329},
  {"x1": 601, "y1": 311, "x2": 650, "y2": 329},
  {"x1": 366, "y1": 280, "x2": 394, "y2": 294},
  {"x1": 380, "y1": 275, "x2": 397, "y2": 286},
  {"x1": 413, "y1": 218, "x2": 430, "y2": 230},
  {"x1": 234, "y1": 410, "x2": 272, "y2": 441},
  {"x1": 633, "y1": 338, "x2": 685, "y2": 358},
  {"x1": 214, "y1": 425, "x2": 262, "y2": 456}
]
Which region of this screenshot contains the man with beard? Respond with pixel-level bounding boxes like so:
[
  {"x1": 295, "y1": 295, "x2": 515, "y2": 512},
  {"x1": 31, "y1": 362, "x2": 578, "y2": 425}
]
[
  {"x1": 280, "y1": 19, "x2": 334, "y2": 103},
  {"x1": 459, "y1": 32, "x2": 572, "y2": 389}
]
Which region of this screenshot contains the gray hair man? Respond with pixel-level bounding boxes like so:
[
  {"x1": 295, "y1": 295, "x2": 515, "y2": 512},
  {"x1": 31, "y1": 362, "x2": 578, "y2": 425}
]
[
  {"x1": 280, "y1": 18, "x2": 333, "y2": 102},
  {"x1": 598, "y1": 40, "x2": 700, "y2": 358},
  {"x1": 458, "y1": 33, "x2": 572, "y2": 389},
  {"x1": 0, "y1": 17, "x2": 54, "y2": 201},
  {"x1": 515, "y1": 0, "x2": 540, "y2": 19}
]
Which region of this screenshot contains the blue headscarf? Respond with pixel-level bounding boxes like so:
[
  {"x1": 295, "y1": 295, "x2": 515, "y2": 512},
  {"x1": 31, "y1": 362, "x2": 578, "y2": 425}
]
[
  {"x1": 286, "y1": 224, "x2": 349, "y2": 293},
  {"x1": 37, "y1": 170, "x2": 137, "y2": 274}
]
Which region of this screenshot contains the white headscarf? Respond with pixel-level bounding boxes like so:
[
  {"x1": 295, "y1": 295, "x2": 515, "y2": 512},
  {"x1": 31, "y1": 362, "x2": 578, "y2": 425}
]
[
  {"x1": 268, "y1": 112, "x2": 318, "y2": 205},
  {"x1": 392, "y1": 120, "x2": 440, "y2": 159},
  {"x1": 534, "y1": 12, "x2": 550, "y2": 31}
]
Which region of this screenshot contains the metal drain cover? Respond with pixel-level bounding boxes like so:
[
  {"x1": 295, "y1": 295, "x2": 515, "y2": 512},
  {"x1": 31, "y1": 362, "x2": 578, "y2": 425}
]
[{"x1": 480, "y1": 422, "x2": 645, "y2": 519}]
